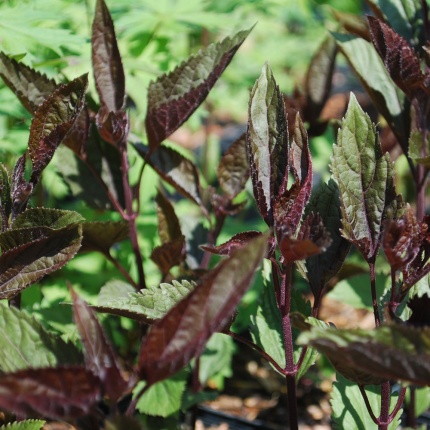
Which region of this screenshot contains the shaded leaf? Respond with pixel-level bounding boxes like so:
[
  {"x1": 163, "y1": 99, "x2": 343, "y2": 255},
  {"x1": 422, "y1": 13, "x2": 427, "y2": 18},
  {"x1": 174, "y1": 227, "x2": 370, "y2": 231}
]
[
  {"x1": 151, "y1": 236, "x2": 185, "y2": 274},
  {"x1": 0, "y1": 303, "x2": 82, "y2": 373},
  {"x1": 368, "y1": 16, "x2": 425, "y2": 98},
  {"x1": 0, "y1": 366, "x2": 101, "y2": 420},
  {"x1": 0, "y1": 163, "x2": 12, "y2": 229},
  {"x1": 279, "y1": 213, "x2": 331, "y2": 263},
  {"x1": 304, "y1": 36, "x2": 337, "y2": 125},
  {"x1": 94, "y1": 280, "x2": 196, "y2": 323},
  {"x1": 11, "y1": 154, "x2": 33, "y2": 217},
  {"x1": 201, "y1": 230, "x2": 262, "y2": 256},
  {"x1": 247, "y1": 62, "x2": 289, "y2": 225},
  {"x1": 28, "y1": 74, "x2": 88, "y2": 184},
  {"x1": 331, "y1": 94, "x2": 398, "y2": 262},
  {"x1": 145, "y1": 28, "x2": 251, "y2": 149},
  {"x1": 298, "y1": 324, "x2": 430, "y2": 386},
  {"x1": 13, "y1": 208, "x2": 84, "y2": 230},
  {"x1": 304, "y1": 179, "x2": 351, "y2": 297},
  {"x1": 70, "y1": 289, "x2": 130, "y2": 402},
  {"x1": 135, "y1": 144, "x2": 202, "y2": 207},
  {"x1": 80, "y1": 221, "x2": 129, "y2": 254},
  {"x1": 217, "y1": 133, "x2": 249, "y2": 198},
  {"x1": 0, "y1": 223, "x2": 82, "y2": 299},
  {"x1": 383, "y1": 204, "x2": 422, "y2": 271},
  {"x1": 333, "y1": 33, "x2": 408, "y2": 149},
  {"x1": 0, "y1": 420, "x2": 45, "y2": 430},
  {"x1": 250, "y1": 260, "x2": 285, "y2": 372},
  {"x1": 134, "y1": 370, "x2": 187, "y2": 417},
  {"x1": 96, "y1": 106, "x2": 129, "y2": 146},
  {"x1": 138, "y1": 234, "x2": 267, "y2": 385},
  {"x1": 92, "y1": 0, "x2": 125, "y2": 113},
  {"x1": 0, "y1": 52, "x2": 57, "y2": 113},
  {"x1": 155, "y1": 190, "x2": 182, "y2": 244},
  {"x1": 409, "y1": 129, "x2": 430, "y2": 167},
  {"x1": 62, "y1": 106, "x2": 90, "y2": 156}
]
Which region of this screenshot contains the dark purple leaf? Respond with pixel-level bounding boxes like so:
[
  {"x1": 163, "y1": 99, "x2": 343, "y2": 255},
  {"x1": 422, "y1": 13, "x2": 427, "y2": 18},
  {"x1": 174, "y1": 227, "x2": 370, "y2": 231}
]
[
  {"x1": 146, "y1": 28, "x2": 251, "y2": 150},
  {"x1": 304, "y1": 180, "x2": 351, "y2": 297},
  {"x1": 150, "y1": 235, "x2": 186, "y2": 274},
  {"x1": 138, "y1": 233, "x2": 267, "y2": 385},
  {"x1": 279, "y1": 213, "x2": 331, "y2": 263},
  {"x1": 70, "y1": 289, "x2": 131, "y2": 402},
  {"x1": 247, "y1": 62, "x2": 289, "y2": 225},
  {"x1": 0, "y1": 52, "x2": 57, "y2": 114},
  {"x1": 368, "y1": 16, "x2": 425, "y2": 98},
  {"x1": 134, "y1": 143, "x2": 202, "y2": 207},
  {"x1": 217, "y1": 133, "x2": 249, "y2": 198},
  {"x1": 80, "y1": 221, "x2": 129, "y2": 254},
  {"x1": 303, "y1": 36, "x2": 337, "y2": 126},
  {"x1": 0, "y1": 163, "x2": 12, "y2": 228},
  {"x1": 274, "y1": 113, "x2": 312, "y2": 236},
  {"x1": 28, "y1": 74, "x2": 88, "y2": 184},
  {"x1": 0, "y1": 366, "x2": 101, "y2": 420},
  {"x1": 0, "y1": 223, "x2": 82, "y2": 300},
  {"x1": 96, "y1": 107, "x2": 129, "y2": 146},
  {"x1": 407, "y1": 294, "x2": 430, "y2": 326},
  {"x1": 62, "y1": 106, "x2": 90, "y2": 156},
  {"x1": 11, "y1": 154, "x2": 33, "y2": 217},
  {"x1": 300, "y1": 324, "x2": 430, "y2": 386},
  {"x1": 383, "y1": 205, "x2": 422, "y2": 271},
  {"x1": 92, "y1": 0, "x2": 125, "y2": 113},
  {"x1": 201, "y1": 231, "x2": 262, "y2": 256},
  {"x1": 155, "y1": 190, "x2": 183, "y2": 244}
]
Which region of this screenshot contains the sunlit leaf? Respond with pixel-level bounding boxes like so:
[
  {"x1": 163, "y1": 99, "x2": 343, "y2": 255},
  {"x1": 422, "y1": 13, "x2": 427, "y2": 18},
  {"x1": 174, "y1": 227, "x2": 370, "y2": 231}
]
[
  {"x1": 201, "y1": 231, "x2": 262, "y2": 256},
  {"x1": 28, "y1": 74, "x2": 88, "y2": 184},
  {"x1": 0, "y1": 303, "x2": 82, "y2": 373},
  {"x1": 12, "y1": 208, "x2": 84, "y2": 230},
  {"x1": 94, "y1": 280, "x2": 196, "y2": 323},
  {"x1": 92, "y1": 0, "x2": 125, "y2": 113},
  {"x1": 0, "y1": 419, "x2": 46, "y2": 430},
  {"x1": 331, "y1": 94, "x2": 398, "y2": 262},
  {"x1": 71, "y1": 289, "x2": 130, "y2": 402},
  {"x1": 145, "y1": 28, "x2": 251, "y2": 149},
  {"x1": 138, "y1": 234, "x2": 267, "y2": 385},
  {"x1": 0, "y1": 366, "x2": 101, "y2": 420},
  {"x1": 0, "y1": 52, "x2": 57, "y2": 114}
]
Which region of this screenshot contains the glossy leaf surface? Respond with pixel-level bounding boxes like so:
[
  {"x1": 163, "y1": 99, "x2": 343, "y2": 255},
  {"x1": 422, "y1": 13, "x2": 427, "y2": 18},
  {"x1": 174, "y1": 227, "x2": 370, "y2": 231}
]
[
  {"x1": 145, "y1": 28, "x2": 251, "y2": 149},
  {"x1": 138, "y1": 234, "x2": 267, "y2": 385}
]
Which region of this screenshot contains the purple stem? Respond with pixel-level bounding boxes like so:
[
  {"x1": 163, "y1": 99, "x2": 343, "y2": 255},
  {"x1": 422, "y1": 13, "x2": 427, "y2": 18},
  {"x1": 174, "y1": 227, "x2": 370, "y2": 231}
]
[
  {"x1": 369, "y1": 261, "x2": 381, "y2": 327},
  {"x1": 379, "y1": 381, "x2": 391, "y2": 429},
  {"x1": 359, "y1": 385, "x2": 379, "y2": 424}
]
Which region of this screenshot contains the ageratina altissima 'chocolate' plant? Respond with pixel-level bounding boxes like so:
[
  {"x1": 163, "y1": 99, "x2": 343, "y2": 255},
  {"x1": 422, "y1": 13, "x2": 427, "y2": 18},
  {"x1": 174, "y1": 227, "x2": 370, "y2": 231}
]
[{"x1": 1, "y1": 0, "x2": 430, "y2": 430}]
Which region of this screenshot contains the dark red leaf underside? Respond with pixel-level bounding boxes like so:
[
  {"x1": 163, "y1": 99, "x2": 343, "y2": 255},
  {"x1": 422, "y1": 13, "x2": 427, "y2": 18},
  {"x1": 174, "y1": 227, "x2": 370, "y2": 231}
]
[
  {"x1": 201, "y1": 231, "x2": 262, "y2": 256},
  {"x1": 138, "y1": 233, "x2": 267, "y2": 385},
  {"x1": 145, "y1": 28, "x2": 251, "y2": 150},
  {"x1": 28, "y1": 74, "x2": 88, "y2": 184},
  {"x1": 0, "y1": 52, "x2": 57, "y2": 113},
  {"x1": 71, "y1": 289, "x2": 130, "y2": 402},
  {"x1": 155, "y1": 190, "x2": 183, "y2": 244},
  {"x1": 0, "y1": 366, "x2": 101, "y2": 420},
  {"x1": 92, "y1": 0, "x2": 125, "y2": 112},
  {"x1": 151, "y1": 235, "x2": 186, "y2": 274},
  {"x1": 368, "y1": 16, "x2": 425, "y2": 98},
  {"x1": 62, "y1": 106, "x2": 90, "y2": 156}
]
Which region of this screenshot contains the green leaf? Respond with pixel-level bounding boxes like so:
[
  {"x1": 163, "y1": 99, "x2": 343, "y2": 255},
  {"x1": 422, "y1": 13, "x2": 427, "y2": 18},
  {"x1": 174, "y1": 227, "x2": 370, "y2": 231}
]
[
  {"x1": 331, "y1": 373, "x2": 402, "y2": 430},
  {"x1": 0, "y1": 52, "x2": 57, "y2": 114},
  {"x1": 250, "y1": 260, "x2": 285, "y2": 372},
  {"x1": 333, "y1": 33, "x2": 408, "y2": 148},
  {"x1": 304, "y1": 179, "x2": 351, "y2": 297},
  {"x1": 0, "y1": 420, "x2": 46, "y2": 430},
  {"x1": 98, "y1": 279, "x2": 136, "y2": 306},
  {"x1": 94, "y1": 280, "x2": 196, "y2": 323},
  {"x1": 134, "y1": 369, "x2": 188, "y2": 417},
  {"x1": 331, "y1": 93, "x2": 398, "y2": 262},
  {"x1": 145, "y1": 28, "x2": 251, "y2": 149},
  {"x1": 0, "y1": 303, "x2": 82, "y2": 372},
  {"x1": 0, "y1": 223, "x2": 82, "y2": 300},
  {"x1": 80, "y1": 221, "x2": 129, "y2": 254},
  {"x1": 409, "y1": 129, "x2": 430, "y2": 167},
  {"x1": 12, "y1": 208, "x2": 84, "y2": 230}
]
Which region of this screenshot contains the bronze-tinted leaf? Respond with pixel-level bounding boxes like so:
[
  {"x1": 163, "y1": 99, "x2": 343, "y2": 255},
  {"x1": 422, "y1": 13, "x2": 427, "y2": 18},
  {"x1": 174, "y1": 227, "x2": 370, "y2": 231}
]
[
  {"x1": 0, "y1": 52, "x2": 57, "y2": 113},
  {"x1": 155, "y1": 190, "x2": 182, "y2": 244},
  {"x1": 135, "y1": 144, "x2": 202, "y2": 207},
  {"x1": 11, "y1": 154, "x2": 33, "y2": 217},
  {"x1": 201, "y1": 231, "x2": 262, "y2": 256},
  {"x1": 80, "y1": 221, "x2": 129, "y2": 254},
  {"x1": 62, "y1": 106, "x2": 90, "y2": 156},
  {"x1": 70, "y1": 289, "x2": 130, "y2": 402},
  {"x1": 217, "y1": 133, "x2": 249, "y2": 198},
  {"x1": 247, "y1": 62, "x2": 289, "y2": 225},
  {"x1": 0, "y1": 224, "x2": 82, "y2": 299},
  {"x1": 145, "y1": 28, "x2": 251, "y2": 150},
  {"x1": 368, "y1": 16, "x2": 425, "y2": 98},
  {"x1": 92, "y1": 0, "x2": 125, "y2": 113},
  {"x1": 0, "y1": 366, "x2": 101, "y2": 420},
  {"x1": 28, "y1": 74, "x2": 88, "y2": 184},
  {"x1": 138, "y1": 234, "x2": 267, "y2": 385},
  {"x1": 0, "y1": 163, "x2": 12, "y2": 229},
  {"x1": 150, "y1": 235, "x2": 186, "y2": 274}
]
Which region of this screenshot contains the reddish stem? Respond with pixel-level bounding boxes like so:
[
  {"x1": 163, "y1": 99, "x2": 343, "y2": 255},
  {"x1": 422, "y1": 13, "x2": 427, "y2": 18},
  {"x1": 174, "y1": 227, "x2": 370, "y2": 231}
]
[{"x1": 369, "y1": 261, "x2": 381, "y2": 326}]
